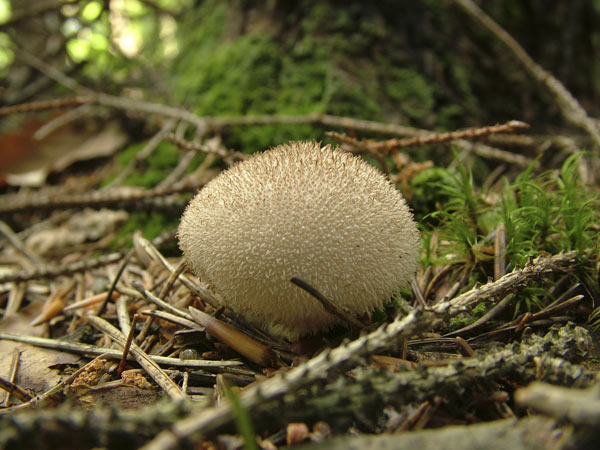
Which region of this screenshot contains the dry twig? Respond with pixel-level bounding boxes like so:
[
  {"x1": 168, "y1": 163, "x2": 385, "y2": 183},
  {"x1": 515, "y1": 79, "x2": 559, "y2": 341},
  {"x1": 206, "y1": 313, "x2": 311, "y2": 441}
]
[
  {"x1": 142, "y1": 251, "x2": 580, "y2": 449},
  {"x1": 86, "y1": 315, "x2": 186, "y2": 401},
  {"x1": 453, "y1": 0, "x2": 600, "y2": 149}
]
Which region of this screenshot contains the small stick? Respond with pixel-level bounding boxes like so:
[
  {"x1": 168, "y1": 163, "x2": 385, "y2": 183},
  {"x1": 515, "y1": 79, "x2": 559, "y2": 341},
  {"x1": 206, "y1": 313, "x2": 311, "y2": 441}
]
[
  {"x1": 133, "y1": 281, "x2": 192, "y2": 320},
  {"x1": 411, "y1": 278, "x2": 427, "y2": 307},
  {"x1": 115, "y1": 296, "x2": 132, "y2": 336},
  {"x1": 132, "y1": 234, "x2": 220, "y2": 308},
  {"x1": 0, "y1": 332, "x2": 242, "y2": 367},
  {"x1": 188, "y1": 307, "x2": 278, "y2": 367},
  {"x1": 0, "y1": 375, "x2": 32, "y2": 403},
  {"x1": 34, "y1": 103, "x2": 94, "y2": 140},
  {"x1": 494, "y1": 223, "x2": 507, "y2": 280},
  {"x1": 135, "y1": 313, "x2": 156, "y2": 344},
  {"x1": 140, "y1": 309, "x2": 200, "y2": 330},
  {"x1": 368, "y1": 121, "x2": 530, "y2": 153},
  {"x1": 0, "y1": 252, "x2": 124, "y2": 284},
  {"x1": 0, "y1": 220, "x2": 45, "y2": 269},
  {"x1": 442, "y1": 294, "x2": 514, "y2": 338},
  {"x1": 97, "y1": 249, "x2": 134, "y2": 316},
  {"x1": 167, "y1": 133, "x2": 247, "y2": 160},
  {"x1": 63, "y1": 291, "x2": 121, "y2": 312},
  {"x1": 117, "y1": 314, "x2": 140, "y2": 377},
  {"x1": 87, "y1": 315, "x2": 186, "y2": 400},
  {"x1": 158, "y1": 259, "x2": 187, "y2": 300},
  {"x1": 290, "y1": 276, "x2": 364, "y2": 331},
  {"x1": 455, "y1": 336, "x2": 475, "y2": 357},
  {"x1": 0, "y1": 96, "x2": 90, "y2": 116},
  {"x1": 1, "y1": 350, "x2": 21, "y2": 407}
]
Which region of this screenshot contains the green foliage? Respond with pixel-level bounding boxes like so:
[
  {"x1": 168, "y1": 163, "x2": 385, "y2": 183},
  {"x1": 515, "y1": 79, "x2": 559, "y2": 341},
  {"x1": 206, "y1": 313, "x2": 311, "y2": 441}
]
[
  {"x1": 409, "y1": 167, "x2": 455, "y2": 222},
  {"x1": 0, "y1": 32, "x2": 13, "y2": 76},
  {"x1": 173, "y1": 24, "x2": 327, "y2": 151},
  {"x1": 110, "y1": 211, "x2": 179, "y2": 250},
  {"x1": 169, "y1": 1, "x2": 438, "y2": 153},
  {"x1": 421, "y1": 153, "x2": 598, "y2": 319},
  {"x1": 589, "y1": 303, "x2": 600, "y2": 330},
  {"x1": 501, "y1": 154, "x2": 597, "y2": 265},
  {"x1": 382, "y1": 68, "x2": 435, "y2": 121},
  {"x1": 426, "y1": 157, "x2": 490, "y2": 264},
  {"x1": 227, "y1": 386, "x2": 259, "y2": 450},
  {"x1": 111, "y1": 141, "x2": 181, "y2": 188},
  {"x1": 423, "y1": 153, "x2": 598, "y2": 267},
  {"x1": 447, "y1": 301, "x2": 487, "y2": 331}
]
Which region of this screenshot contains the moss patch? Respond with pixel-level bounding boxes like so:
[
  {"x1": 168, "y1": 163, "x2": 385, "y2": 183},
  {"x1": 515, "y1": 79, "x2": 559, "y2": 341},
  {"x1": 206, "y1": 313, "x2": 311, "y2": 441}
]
[{"x1": 168, "y1": 1, "x2": 440, "y2": 153}]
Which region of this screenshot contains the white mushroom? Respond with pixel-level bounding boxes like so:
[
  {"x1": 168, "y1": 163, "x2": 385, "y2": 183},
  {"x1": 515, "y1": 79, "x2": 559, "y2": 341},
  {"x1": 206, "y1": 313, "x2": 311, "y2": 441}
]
[{"x1": 178, "y1": 141, "x2": 420, "y2": 339}]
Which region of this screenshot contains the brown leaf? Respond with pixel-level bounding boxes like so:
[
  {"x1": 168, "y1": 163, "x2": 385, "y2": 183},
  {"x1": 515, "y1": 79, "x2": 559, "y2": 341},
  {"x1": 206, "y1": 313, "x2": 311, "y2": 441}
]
[{"x1": 0, "y1": 302, "x2": 82, "y2": 394}]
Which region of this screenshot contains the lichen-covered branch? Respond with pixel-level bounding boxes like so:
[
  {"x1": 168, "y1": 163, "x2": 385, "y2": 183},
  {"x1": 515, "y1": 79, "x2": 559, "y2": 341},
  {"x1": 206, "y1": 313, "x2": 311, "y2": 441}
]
[
  {"x1": 143, "y1": 251, "x2": 580, "y2": 449},
  {"x1": 295, "y1": 416, "x2": 569, "y2": 450},
  {"x1": 0, "y1": 324, "x2": 591, "y2": 450},
  {"x1": 515, "y1": 382, "x2": 600, "y2": 426},
  {"x1": 254, "y1": 324, "x2": 593, "y2": 430}
]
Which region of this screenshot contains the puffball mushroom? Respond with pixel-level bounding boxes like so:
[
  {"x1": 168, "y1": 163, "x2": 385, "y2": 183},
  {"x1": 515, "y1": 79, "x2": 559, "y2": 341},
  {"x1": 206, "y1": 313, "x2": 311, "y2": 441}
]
[{"x1": 178, "y1": 141, "x2": 420, "y2": 339}]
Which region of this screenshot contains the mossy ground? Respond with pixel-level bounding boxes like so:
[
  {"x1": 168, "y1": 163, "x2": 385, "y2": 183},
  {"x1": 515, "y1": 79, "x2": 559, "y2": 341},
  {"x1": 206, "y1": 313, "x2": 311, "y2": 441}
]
[{"x1": 99, "y1": 1, "x2": 598, "y2": 326}]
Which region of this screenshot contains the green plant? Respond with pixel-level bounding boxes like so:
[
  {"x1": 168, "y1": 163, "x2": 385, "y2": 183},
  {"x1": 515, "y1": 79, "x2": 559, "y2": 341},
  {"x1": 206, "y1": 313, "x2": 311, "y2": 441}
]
[
  {"x1": 425, "y1": 156, "x2": 490, "y2": 266},
  {"x1": 227, "y1": 386, "x2": 259, "y2": 450},
  {"x1": 421, "y1": 153, "x2": 598, "y2": 319},
  {"x1": 501, "y1": 154, "x2": 597, "y2": 266}
]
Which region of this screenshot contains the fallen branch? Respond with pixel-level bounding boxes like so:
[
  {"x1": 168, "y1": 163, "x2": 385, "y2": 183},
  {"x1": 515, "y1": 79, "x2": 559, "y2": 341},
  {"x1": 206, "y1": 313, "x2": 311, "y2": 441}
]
[
  {"x1": 515, "y1": 382, "x2": 600, "y2": 426},
  {"x1": 142, "y1": 251, "x2": 580, "y2": 449},
  {"x1": 453, "y1": 0, "x2": 600, "y2": 149}
]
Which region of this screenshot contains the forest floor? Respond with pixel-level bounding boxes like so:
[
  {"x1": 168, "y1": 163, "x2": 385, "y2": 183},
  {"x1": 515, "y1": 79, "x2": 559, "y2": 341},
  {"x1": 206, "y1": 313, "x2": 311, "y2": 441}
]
[{"x1": 0, "y1": 106, "x2": 598, "y2": 449}]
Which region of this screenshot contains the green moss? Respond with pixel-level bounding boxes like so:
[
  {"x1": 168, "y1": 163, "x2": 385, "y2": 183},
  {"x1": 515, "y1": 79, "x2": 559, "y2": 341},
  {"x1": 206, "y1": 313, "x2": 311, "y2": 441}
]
[
  {"x1": 110, "y1": 211, "x2": 179, "y2": 250},
  {"x1": 436, "y1": 104, "x2": 464, "y2": 130},
  {"x1": 501, "y1": 154, "x2": 598, "y2": 265},
  {"x1": 424, "y1": 153, "x2": 599, "y2": 318},
  {"x1": 104, "y1": 140, "x2": 189, "y2": 245},
  {"x1": 446, "y1": 302, "x2": 488, "y2": 331},
  {"x1": 409, "y1": 166, "x2": 456, "y2": 223},
  {"x1": 168, "y1": 3, "x2": 440, "y2": 153},
  {"x1": 382, "y1": 68, "x2": 435, "y2": 121},
  {"x1": 109, "y1": 141, "x2": 181, "y2": 188}
]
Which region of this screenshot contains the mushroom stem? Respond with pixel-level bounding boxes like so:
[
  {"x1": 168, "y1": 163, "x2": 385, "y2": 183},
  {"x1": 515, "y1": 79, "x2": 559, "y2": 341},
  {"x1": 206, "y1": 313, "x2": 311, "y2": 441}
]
[{"x1": 290, "y1": 276, "x2": 365, "y2": 331}]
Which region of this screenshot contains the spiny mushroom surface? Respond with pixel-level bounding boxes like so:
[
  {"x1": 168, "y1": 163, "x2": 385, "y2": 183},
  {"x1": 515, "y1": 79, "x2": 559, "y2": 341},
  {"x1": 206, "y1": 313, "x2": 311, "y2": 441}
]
[{"x1": 178, "y1": 141, "x2": 420, "y2": 339}]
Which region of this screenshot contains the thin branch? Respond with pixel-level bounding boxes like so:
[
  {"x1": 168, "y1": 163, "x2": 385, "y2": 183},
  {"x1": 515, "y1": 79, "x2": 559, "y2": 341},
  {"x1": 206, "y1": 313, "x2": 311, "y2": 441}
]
[
  {"x1": 132, "y1": 281, "x2": 193, "y2": 321},
  {"x1": 0, "y1": 186, "x2": 194, "y2": 215},
  {"x1": 366, "y1": 121, "x2": 530, "y2": 153},
  {"x1": 290, "y1": 276, "x2": 364, "y2": 331},
  {"x1": 0, "y1": 252, "x2": 125, "y2": 283},
  {"x1": 0, "y1": 332, "x2": 242, "y2": 368},
  {"x1": 516, "y1": 381, "x2": 600, "y2": 426},
  {"x1": 166, "y1": 134, "x2": 247, "y2": 161},
  {"x1": 0, "y1": 97, "x2": 90, "y2": 116},
  {"x1": 453, "y1": 0, "x2": 600, "y2": 149},
  {"x1": 0, "y1": 376, "x2": 32, "y2": 404},
  {"x1": 0, "y1": 221, "x2": 44, "y2": 269},
  {"x1": 117, "y1": 314, "x2": 140, "y2": 377},
  {"x1": 141, "y1": 251, "x2": 580, "y2": 449},
  {"x1": 97, "y1": 249, "x2": 134, "y2": 317},
  {"x1": 86, "y1": 315, "x2": 186, "y2": 401}
]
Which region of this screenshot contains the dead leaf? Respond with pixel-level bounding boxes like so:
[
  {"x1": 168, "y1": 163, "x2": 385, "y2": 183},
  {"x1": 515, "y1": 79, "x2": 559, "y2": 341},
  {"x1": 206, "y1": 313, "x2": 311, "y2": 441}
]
[
  {"x1": 2, "y1": 119, "x2": 128, "y2": 187},
  {"x1": 0, "y1": 302, "x2": 82, "y2": 394},
  {"x1": 25, "y1": 208, "x2": 128, "y2": 255}
]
